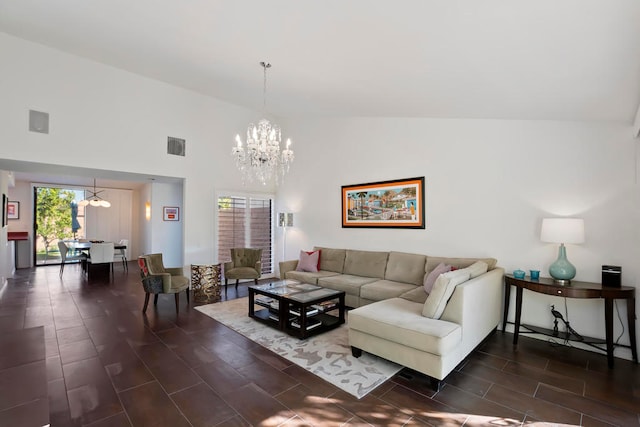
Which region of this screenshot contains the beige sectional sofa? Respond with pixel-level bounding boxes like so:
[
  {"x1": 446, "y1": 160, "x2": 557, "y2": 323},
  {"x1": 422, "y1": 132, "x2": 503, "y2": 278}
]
[{"x1": 279, "y1": 247, "x2": 504, "y2": 390}]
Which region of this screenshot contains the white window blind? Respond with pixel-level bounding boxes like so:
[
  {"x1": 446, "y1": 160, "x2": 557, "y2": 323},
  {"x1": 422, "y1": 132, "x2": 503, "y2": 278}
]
[{"x1": 217, "y1": 195, "x2": 273, "y2": 275}]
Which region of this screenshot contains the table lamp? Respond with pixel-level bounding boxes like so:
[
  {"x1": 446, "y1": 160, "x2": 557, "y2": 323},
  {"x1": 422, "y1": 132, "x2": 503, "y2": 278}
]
[{"x1": 540, "y1": 218, "x2": 585, "y2": 284}]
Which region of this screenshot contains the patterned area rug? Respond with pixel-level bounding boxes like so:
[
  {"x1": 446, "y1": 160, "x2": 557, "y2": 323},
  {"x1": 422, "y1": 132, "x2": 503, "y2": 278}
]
[{"x1": 195, "y1": 298, "x2": 402, "y2": 399}]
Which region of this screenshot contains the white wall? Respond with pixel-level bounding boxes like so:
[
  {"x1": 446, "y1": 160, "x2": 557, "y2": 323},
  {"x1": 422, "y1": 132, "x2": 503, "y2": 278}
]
[
  {"x1": 150, "y1": 182, "x2": 183, "y2": 267},
  {"x1": 0, "y1": 172, "x2": 11, "y2": 285},
  {"x1": 0, "y1": 33, "x2": 269, "y2": 268},
  {"x1": 276, "y1": 117, "x2": 639, "y2": 360}
]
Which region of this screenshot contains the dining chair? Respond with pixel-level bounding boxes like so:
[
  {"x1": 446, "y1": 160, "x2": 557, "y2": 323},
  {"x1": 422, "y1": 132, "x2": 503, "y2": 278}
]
[
  {"x1": 58, "y1": 241, "x2": 87, "y2": 277},
  {"x1": 223, "y1": 248, "x2": 262, "y2": 295},
  {"x1": 88, "y1": 242, "x2": 115, "y2": 280},
  {"x1": 114, "y1": 239, "x2": 128, "y2": 271},
  {"x1": 138, "y1": 253, "x2": 190, "y2": 313}
]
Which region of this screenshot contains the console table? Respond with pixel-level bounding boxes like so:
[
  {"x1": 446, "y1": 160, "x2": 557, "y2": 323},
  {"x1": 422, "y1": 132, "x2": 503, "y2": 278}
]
[{"x1": 503, "y1": 274, "x2": 637, "y2": 368}]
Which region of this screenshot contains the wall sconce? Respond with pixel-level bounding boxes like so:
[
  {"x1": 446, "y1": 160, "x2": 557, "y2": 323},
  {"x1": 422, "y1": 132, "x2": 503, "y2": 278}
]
[
  {"x1": 278, "y1": 212, "x2": 293, "y2": 227},
  {"x1": 145, "y1": 202, "x2": 151, "y2": 221}
]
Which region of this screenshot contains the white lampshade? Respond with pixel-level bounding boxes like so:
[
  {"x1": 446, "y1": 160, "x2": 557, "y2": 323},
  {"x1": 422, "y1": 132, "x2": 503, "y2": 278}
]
[{"x1": 541, "y1": 218, "x2": 585, "y2": 244}]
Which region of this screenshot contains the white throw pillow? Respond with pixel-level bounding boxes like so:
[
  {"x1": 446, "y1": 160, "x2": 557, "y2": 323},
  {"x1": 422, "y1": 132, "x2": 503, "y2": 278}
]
[
  {"x1": 422, "y1": 270, "x2": 471, "y2": 319},
  {"x1": 459, "y1": 260, "x2": 489, "y2": 279}
]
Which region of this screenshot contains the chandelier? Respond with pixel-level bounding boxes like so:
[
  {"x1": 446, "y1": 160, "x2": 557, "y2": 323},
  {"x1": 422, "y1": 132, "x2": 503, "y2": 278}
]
[
  {"x1": 232, "y1": 62, "x2": 294, "y2": 185},
  {"x1": 78, "y1": 178, "x2": 111, "y2": 208}
]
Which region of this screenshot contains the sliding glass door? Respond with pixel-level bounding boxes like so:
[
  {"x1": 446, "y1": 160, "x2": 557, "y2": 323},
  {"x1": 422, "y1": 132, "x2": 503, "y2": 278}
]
[{"x1": 34, "y1": 186, "x2": 86, "y2": 265}]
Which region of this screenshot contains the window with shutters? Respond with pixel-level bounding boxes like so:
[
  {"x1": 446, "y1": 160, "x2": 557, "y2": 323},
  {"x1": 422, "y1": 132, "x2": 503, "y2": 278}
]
[{"x1": 217, "y1": 194, "x2": 273, "y2": 275}]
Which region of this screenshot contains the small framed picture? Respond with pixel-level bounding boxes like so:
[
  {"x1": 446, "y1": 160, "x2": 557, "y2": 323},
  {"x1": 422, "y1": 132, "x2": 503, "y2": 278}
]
[
  {"x1": 7, "y1": 201, "x2": 19, "y2": 220},
  {"x1": 163, "y1": 206, "x2": 179, "y2": 221}
]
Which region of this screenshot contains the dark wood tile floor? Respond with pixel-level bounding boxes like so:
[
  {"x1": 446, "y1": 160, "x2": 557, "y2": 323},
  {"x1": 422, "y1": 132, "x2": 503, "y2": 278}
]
[{"x1": 0, "y1": 264, "x2": 638, "y2": 426}]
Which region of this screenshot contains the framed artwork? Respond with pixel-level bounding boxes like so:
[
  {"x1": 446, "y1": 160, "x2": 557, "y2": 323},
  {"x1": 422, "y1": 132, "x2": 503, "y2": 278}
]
[
  {"x1": 163, "y1": 206, "x2": 180, "y2": 221},
  {"x1": 7, "y1": 201, "x2": 19, "y2": 220},
  {"x1": 342, "y1": 176, "x2": 425, "y2": 229}
]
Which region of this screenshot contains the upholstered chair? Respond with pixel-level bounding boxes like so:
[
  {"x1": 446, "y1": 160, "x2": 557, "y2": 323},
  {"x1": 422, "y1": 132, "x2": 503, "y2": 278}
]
[
  {"x1": 138, "y1": 253, "x2": 190, "y2": 313},
  {"x1": 223, "y1": 248, "x2": 263, "y2": 295}
]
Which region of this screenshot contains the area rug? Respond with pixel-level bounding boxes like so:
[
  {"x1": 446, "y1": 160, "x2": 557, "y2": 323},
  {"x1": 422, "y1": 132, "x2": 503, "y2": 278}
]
[{"x1": 195, "y1": 298, "x2": 402, "y2": 399}]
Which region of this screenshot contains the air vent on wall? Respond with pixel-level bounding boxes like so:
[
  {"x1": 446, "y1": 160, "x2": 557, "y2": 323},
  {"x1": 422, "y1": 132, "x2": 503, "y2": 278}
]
[
  {"x1": 167, "y1": 137, "x2": 186, "y2": 157},
  {"x1": 29, "y1": 110, "x2": 49, "y2": 134}
]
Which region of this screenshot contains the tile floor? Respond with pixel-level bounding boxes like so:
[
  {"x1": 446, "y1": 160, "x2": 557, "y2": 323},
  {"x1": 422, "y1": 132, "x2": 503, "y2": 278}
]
[{"x1": 0, "y1": 263, "x2": 638, "y2": 426}]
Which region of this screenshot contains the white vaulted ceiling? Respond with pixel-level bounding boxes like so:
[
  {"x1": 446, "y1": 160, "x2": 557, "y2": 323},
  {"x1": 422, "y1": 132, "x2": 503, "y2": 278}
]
[{"x1": 1, "y1": 0, "x2": 639, "y2": 122}]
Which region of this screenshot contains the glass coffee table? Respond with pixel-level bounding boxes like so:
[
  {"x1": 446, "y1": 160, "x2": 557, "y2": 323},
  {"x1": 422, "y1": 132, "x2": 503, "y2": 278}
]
[{"x1": 248, "y1": 280, "x2": 345, "y2": 339}]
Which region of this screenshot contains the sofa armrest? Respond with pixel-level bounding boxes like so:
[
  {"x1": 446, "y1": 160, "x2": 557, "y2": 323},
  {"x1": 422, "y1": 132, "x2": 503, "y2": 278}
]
[
  {"x1": 279, "y1": 260, "x2": 298, "y2": 279},
  {"x1": 440, "y1": 267, "x2": 505, "y2": 346}
]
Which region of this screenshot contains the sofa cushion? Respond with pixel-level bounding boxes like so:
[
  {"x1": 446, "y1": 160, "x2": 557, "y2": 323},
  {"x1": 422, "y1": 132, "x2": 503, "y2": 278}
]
[
  {"x1": 317, "y1": 274, "x2": 378, "y2": 296},
  {"x1": 399, "y1": 287, "x2": 428, "y2": 304},
  {"x1": 314, "y1": 247, "x2": 346, "y2": 273},
  {"x1": 384, "y1": 252, "x2": 427, "y2": 286},
  {"x1": 348, "y1": 298, "x2": 462, "y2": 356},
  {"x1": 360, "y1": 280, "x2": 417, "y2": 302},
  {"x1": 343, "y1": 250, "x2": 389, "y2": 279},
  {"x1": 285, "y1": 270, "x2": 340, "y2": 285},
  {"x1": 458, "y1": 260, "x2": 489, "y2": 279},
  {"x1": 422, "y1": 270, "x2": 471, "y2": 319},
  {"x1": 296, "y1": 250, "x2": 320, "y2": 272},
  {"x1": 423, "y1": 262, "x2": 451, "y2": 294},
  {"x1": 426, "y1": 257, "x2": 497, "y2": 276}
]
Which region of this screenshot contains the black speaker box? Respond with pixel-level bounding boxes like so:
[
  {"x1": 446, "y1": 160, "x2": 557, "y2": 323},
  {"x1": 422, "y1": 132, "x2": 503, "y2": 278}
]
[{"x1": 601, "y1": 265, "x2": 621, "y2": 287}]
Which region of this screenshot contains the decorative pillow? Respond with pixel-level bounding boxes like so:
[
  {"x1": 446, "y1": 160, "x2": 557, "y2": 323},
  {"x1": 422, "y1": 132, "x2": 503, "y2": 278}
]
[
  {"x1": 459, "y1": 261, "x2": 489, "y2": 279},
  {"x1": 422, "y1": 270, "x2": 471, "y2": 319},
  {"x1": 423, "y1": 262, "x2": 451, "y2": 294},
  {"x1": 296, "y1": 250, "x2": 320, "y2": 272}
]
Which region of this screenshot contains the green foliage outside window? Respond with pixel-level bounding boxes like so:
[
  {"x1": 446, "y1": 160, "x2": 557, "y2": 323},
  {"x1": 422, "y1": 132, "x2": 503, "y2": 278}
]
[{"x1": 36, "y1": 187, "x2": 77, "y2": 256}]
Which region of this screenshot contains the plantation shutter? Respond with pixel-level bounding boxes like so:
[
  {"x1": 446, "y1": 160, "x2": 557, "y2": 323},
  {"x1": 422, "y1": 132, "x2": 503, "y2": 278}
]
[
  {"x1": 217, "y1": 195, "x2": 273, "y2": 275},
  {"x1": 249, "y1": 198, "x2": 273, "y2": 274}
]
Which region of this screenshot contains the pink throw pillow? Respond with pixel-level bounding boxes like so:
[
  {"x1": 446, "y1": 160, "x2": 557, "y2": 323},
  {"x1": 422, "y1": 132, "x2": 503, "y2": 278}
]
[
  {"x1": 423, "y1": 262, "x2": 452, "y2": 294},
  {"x1": 296, "y1": 250, "x2": 320, "y2": 272}
]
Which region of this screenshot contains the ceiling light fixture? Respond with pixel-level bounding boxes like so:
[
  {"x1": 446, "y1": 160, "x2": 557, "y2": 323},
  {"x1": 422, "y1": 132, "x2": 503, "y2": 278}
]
[
  {"x1": 78, "y1": 178, "x2": 111, "y2": 208},
  {"x1": 232, "y1": 61, "x2": 294, "y2": 185}
]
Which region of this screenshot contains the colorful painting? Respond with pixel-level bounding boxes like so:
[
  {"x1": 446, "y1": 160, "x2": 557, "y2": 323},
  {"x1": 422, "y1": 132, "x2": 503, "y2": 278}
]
[
  {"x1": 163, "y1": 206, "x2": 180, "y2": 221},
  {"x1": 342, "y1": 177, "x2": 425, "y2": 228}
]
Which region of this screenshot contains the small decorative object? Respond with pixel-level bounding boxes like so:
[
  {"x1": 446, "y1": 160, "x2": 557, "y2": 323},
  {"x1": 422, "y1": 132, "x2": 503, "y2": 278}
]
[
  {"x1": 163, "y1": 206, "x2": 180, "y2": 221},
  {"x1": 601, "y1": 265, "x2": 621, "y2": 288},
  {"x1": 529, "y1": 270, "x2": 540, "y2": 280},
  {"x1": 7, "y1": 201, "x2": 19, "y2": 220},
  {"x1": 513, "y1": 269, "x2": 526, "y2": 279},
  {"x1": 342, "y1": 177, "x2": 425, "y2": 229},
  {"x1": 541, "y1": 218, "x2": 585, "y2": 284}
]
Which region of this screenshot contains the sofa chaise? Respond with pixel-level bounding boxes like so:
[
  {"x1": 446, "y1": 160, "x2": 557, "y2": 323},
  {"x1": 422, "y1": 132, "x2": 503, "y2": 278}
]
[{"x1": 279, "y1": 247, "x2": 504, "y2": 389}]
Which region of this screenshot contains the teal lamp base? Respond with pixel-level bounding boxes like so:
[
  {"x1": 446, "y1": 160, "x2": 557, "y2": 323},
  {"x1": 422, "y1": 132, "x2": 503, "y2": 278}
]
[{"x1": 549, "y1": 244, "x2": 576, "y2": 285}]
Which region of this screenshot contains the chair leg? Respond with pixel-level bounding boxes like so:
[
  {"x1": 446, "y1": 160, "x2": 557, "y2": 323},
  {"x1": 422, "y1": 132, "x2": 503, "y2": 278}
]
[
  {"x1": 235, "y1": 279, "x2": 239, "y2": 291},
  {"x1": 225, "y1": 278, "x2": 228, "y2": 295},
  {"x1": 254, "y1": 279, "x2": 258, "y2": 285},
  {"x1": 154, "y1": 294, "x2": 159, "y2": 306},
  {"x1": 185, "y1": 288, "x2": 190, "y2": 304},
  {"x1": 174, "y1": 293, "x2": 179, "y2": 312},
  {"x1": 143, "y1": 293, "x2": 150, "y2": 313}
]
